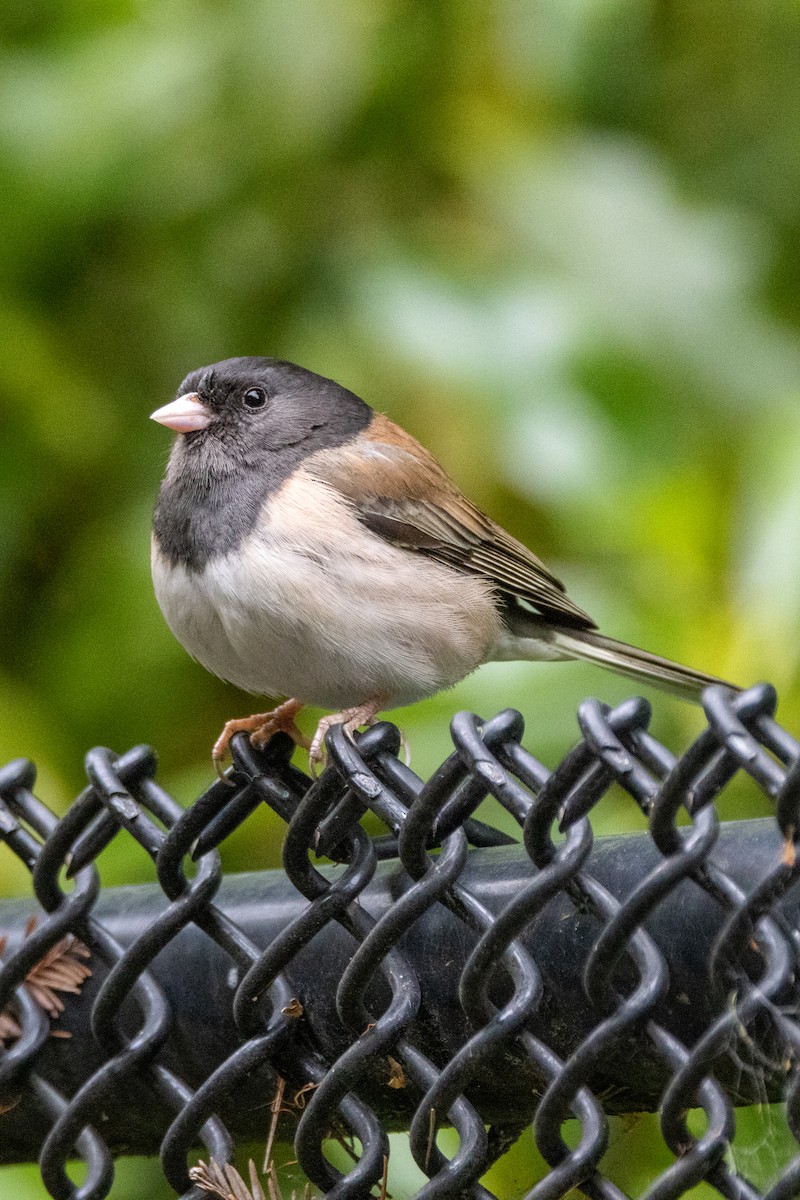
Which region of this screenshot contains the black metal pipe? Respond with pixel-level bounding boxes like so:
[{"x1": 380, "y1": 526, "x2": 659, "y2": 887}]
[{"x1": 1, "y1": 816, "x2": 795, "y2": 1165}]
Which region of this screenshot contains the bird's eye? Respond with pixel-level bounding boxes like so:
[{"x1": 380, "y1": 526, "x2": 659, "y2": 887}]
[{"x1": 243, "y1": 387, "x2": 268, "y2": 410}]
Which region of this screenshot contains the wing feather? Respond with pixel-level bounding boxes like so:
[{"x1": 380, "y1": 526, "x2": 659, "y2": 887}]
[{"x1": 305, "y1": 415, "x2": 596, "y2": 630}]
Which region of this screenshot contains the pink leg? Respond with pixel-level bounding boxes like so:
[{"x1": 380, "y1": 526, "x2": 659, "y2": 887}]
[
  {"x1": 212, "y1": 698, "x2": 307, "y2": 780},
  {"x1": 308, "y1": 694, "x2": 388, "y2": 774}
]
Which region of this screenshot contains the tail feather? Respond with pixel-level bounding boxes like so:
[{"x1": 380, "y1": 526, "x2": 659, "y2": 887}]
[{"x1": 548, "y1": 628, "x2": 734, "y2": 701}]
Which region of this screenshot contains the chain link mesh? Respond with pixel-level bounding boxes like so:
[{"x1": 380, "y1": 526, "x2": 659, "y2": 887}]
[{"x1": 1, "y1": 682, "x2": 800, "y2": 1199}]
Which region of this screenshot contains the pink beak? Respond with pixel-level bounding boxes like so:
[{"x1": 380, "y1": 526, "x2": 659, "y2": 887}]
[{"x1": 150, "y1": 393, "x2": 214, "y2": 433}]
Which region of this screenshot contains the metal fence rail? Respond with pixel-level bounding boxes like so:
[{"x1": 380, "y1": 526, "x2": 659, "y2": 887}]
[{"x1": 1, "y1": 683, "x2": 800, "y2": 1200}]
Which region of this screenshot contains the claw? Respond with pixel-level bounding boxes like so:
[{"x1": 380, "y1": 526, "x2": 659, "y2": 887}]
[
  {"x1": 308, "y1": 695, "x2": 388, "y2": 775},
  {"x1": 211, "y1": 699, "x2": 305, "y2": 780},
  {"x1": 214, "y1": 754, "x2": 237, "y2": 788},
  {"x1": 398, "y1": 726, "x2": 411, "y2": 767}
]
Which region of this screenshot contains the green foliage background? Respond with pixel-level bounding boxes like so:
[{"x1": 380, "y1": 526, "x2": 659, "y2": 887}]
[{"x1": 2, "y1": 2, "x2": 800, "y2": 1196}]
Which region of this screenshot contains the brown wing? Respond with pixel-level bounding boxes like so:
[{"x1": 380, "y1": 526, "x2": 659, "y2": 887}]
[{"x1": 305, "y1": 414, "x2": 597, "y2": 630}]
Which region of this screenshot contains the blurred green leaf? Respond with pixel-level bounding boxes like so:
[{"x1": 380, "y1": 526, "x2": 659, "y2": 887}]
[{"x1": 3, "y1": 2, "x2": 800, "y2": 1193}]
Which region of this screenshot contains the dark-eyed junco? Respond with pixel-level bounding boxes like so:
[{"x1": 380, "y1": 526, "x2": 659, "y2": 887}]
[{"x1": 151, "y1": 356, "x2": 733, "y2": 772}]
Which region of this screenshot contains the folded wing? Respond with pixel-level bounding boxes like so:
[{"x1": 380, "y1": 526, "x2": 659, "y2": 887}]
[{"x1": 306, "y1": 414, "x2": 596, "y2": 631}]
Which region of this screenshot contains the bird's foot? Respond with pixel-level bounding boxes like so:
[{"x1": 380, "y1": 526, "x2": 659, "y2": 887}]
[
  {"x1": 213, "y1": 698, "x2": 307, "y2": 782},
  {"x1": 308, "y1": 695, "x2": 388, "y2": 776}
]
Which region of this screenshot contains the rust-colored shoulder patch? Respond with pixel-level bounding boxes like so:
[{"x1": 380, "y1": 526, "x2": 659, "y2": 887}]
[
  {"x1": 305, "y1": 416, "x2": 594, "y2": 627},
  {"x1": 363, "y1": 412, "x2": 431, "y2": 454},
  {"x1": 308, "y1": 419, "x2": 456, "y2": 504}
]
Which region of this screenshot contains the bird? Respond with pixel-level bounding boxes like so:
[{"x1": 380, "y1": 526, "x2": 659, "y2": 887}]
[{"x1": 150, "y1": 356, "x2": 733, "y2": 775}]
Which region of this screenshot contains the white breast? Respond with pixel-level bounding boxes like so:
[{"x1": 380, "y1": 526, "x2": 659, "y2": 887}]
[{"x1": 151, "y1": 471, "x2": 502, "y2": 710}]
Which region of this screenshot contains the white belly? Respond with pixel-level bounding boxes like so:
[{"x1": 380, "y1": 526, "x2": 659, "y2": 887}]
[{"x1": 151, "y1": 472, "x2": 501, "y2": 710}]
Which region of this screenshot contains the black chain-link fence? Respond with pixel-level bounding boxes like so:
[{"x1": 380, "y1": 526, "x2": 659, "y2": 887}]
[{"x1": 2, "y1": 683, "x2": 800, "y2": 1199}]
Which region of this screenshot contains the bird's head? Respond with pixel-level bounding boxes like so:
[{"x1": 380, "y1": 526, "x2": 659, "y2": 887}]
[{"x1": 151, "y1": 357, "x2": 370, "y2": 464}]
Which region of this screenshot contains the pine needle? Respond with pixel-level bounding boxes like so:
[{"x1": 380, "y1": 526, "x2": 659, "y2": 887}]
[
  {"x1": 190, "y1": 1158, "x2": 266, "y2": 1200},
  {"x1": 0, "y1": 929, "x2": 92, "y2": 1044},
  {"x1": 263, "y1": 1076, "x2": 287, "y2": 1172}
]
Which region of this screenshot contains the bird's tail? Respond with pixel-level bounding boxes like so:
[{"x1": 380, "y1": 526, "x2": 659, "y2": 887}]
[{"x1": 547, "y1": 627, "x2": 734, "y2": 701}]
